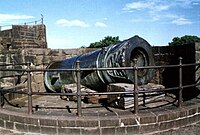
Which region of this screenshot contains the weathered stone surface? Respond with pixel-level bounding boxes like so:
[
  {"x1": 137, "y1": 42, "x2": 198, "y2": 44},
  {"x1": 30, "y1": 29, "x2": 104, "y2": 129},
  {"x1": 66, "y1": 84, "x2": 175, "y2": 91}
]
[
  {"x1": 121, "y1": 117, "x2": 137, "y2": 126},
  {"x1": 58, "y1": 120, "x2": 76, "y2": 127},
  {"x1": 107, "y1": 83, "x2": 165, "y2": 109},
  {"x1": 58, "y1": 127, "x2": 81, "y2": 135},
  {"x1": 5, "y1": 121, "x2": 14, "y2": 130},
  {"x1": 101, "y1": 127, "x2": 116, "y2": 135},
  {"x1": 39, "y1": 119, "x2": 57, "y2": 126},
  {"x1": 40, "y1": 126, "x2": 57, "y2": 134},
  {"x1": 27, "y1": 125, "x2": 41, "y2": 133},
  {"x1": 76, "y1": 119, "x2": 98, "y2": 127},
  {"x1": 15, "y1": 122, "x2": 28, "y2": 132},
  {"x1": 100, "y1": 118, "x2": 119, "y2": 127},
  {"x1": 81, "y1": 128, "x2": 100, "y2": 135}
]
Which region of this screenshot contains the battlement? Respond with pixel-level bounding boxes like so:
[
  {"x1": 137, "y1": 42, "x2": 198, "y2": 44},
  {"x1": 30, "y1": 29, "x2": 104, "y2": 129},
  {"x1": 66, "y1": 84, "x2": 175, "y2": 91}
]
[{"x1": 0, "y1": 24, "x2": 47, "y2": 49}]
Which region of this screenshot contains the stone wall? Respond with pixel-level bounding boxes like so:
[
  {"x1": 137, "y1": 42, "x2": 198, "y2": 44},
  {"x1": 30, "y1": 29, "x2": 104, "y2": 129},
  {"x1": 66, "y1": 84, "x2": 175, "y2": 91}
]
[
  {"x1": 0, "y1": 95, "x2": 200, "y2": 135},
  {"x1": 152, "y1": 44, "x2": 198, "y2": 100},
  {"x1": 8, "y1": 48, "x2": 96, "y2": 67},
  {"x1": 0, "y1": 24, "x2": 47, "y2": 49},
  {"x1": 195, "y1": 42, "x2": 200, "y2": 84}
]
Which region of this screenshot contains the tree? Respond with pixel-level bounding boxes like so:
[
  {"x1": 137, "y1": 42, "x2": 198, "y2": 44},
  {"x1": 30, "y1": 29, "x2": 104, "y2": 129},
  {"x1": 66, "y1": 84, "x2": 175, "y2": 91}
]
[
  {"x1": 88, "y1": 36, "x2": 120, "y2": 48},
  {"x1": 169, "y1": 35, "x2": 200, "y2": 46}
]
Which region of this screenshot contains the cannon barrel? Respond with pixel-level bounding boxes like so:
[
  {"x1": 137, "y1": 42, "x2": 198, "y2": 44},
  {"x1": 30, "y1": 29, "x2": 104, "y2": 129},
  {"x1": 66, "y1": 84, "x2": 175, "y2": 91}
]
[{"x1": 44, "y1": 35, "x2": 155, "y2": 92}]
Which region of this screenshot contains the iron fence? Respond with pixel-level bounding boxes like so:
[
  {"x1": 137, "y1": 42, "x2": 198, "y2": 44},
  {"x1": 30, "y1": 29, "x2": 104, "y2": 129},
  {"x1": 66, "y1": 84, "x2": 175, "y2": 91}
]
[{"x1": 0, "y1": 57, "x2": 199, "y2": 116}]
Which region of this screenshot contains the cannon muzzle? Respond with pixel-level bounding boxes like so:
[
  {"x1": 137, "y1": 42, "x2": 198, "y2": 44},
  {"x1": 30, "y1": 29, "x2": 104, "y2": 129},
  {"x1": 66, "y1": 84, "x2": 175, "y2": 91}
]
[{"x1": 44, "y1": 35, "x2": 155, "y2": 92}]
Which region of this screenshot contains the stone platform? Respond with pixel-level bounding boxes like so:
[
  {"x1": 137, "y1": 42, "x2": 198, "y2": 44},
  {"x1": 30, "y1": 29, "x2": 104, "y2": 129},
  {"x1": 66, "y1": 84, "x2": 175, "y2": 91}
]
[{"x1": 0, "y1": 93, "x2": 200, "y2": 135}]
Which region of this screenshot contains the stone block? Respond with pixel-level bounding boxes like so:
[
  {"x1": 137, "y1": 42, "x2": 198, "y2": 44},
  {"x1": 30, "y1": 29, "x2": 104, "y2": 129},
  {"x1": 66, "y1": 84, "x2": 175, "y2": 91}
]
[
  {"x1": 81, "y1": 127, "x2": 101, "y2": 135},
  {"x1": 115, "y1": 127, "x2": 126, "y2": 135},
  {"x1": 25, "y1": 117, "x2": 39, "y2": 125},
  {"x1": 158, "y1": 113, "x2": 170, "y2": 122},
  {"x1": 121, "y1": 117, "x2": 137, "y2": 126},
  {"x1": 195, "y1": 51, "x2": 200, "y2": 62},
  {"x1": 39, "y1": 119, "x2": 57, "y2": 126},
  {"x1": 159, "y1": 121, "x2": 175, "y2": 130},
  {"x1": 157, "y1": 111, "x2": 178, "y2": 122},
  {"x1": 28, "y1": 125, "x2": 41, "y2": 133},
  {"x1": 58, "y1": 120, "x2": 76, "y2": 127},
  {"x1": 100, "y1": 118, "x2": 119, "y2": 127},
  {"x1": 35, "y1": 56, "x2": 44, "y2": 65},
  {"x1": 76, "y1": 119, "x2": 98, "y2": 127},
  {"x1": 188, "y1": 114, "x2": 198, "y2": 124},
  {"x1": 139, "y1": 114, "x2": 156, "y2": 124},
  {"x1": 107, "y1": 83, "x2": 165, "y2": 109},
  {"x1": 195, "y1": 43, "x2": 200, "y2": 51},
  {"x1": 126, "y1": 125, "x2": 139, "y2": 134},
  {"x1": 175, "y1": 117, "x2": 188, "y2": 128},
  {"x1": 10, "y1": 115, "x2": 25, "y2": 123},
  {"x1": 0, "y1": 113, "x2": 9, "y2": 121},
  {"x1": 101, "y1": 127, "x2": 116, "y2": 135},
  {"x1": 139, "y1": 123, "x2": 158, "y2": 134},
  {"x1": 0, "y1": 119, "x2": 4, "y2": 127},
  {"x1": 5, "y1": 121, "x2": 14, "y2": 129},
  {"x1": 40, "y1": 126, "x2": 57, "y2": 134},
  {"x1": 178, "y1": 109, "x2": 188, "y2": 118},
  {"x1": 166, "y1": 112, "x2": 178, "y2": 121},
  {"x1": 188, "y1": 107, "x2": 197, "y2": 115},
  {"x1": 58, "y1": 127, "x2": 81, "y2": 135},
  {"x1": 15, "y1": 122, "x2": 28, "y2": 132}
]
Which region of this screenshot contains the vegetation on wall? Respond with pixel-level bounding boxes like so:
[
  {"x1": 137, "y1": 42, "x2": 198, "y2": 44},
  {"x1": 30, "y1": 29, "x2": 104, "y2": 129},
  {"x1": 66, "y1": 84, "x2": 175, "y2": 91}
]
[
  {"x1": 169, "y1": 35, "x2": 200, "y2": 46},
  {"x1": 87, "y1": 36, "x2": 120, "y2": 48}
]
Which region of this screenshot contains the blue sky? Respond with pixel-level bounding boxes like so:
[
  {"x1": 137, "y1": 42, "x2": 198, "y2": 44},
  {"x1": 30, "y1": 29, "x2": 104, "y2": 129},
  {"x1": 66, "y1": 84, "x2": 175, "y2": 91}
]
[{"x1": 0, "y1": 0, "x2": 200, "y2": 49}]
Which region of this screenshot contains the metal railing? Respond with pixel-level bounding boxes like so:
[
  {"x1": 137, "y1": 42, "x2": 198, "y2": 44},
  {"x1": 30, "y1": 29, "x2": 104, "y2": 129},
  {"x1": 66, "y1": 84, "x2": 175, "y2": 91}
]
[
  {"x1": 0, "y1": 15, "x2": 44, "y2": 31},
  {"x1": 0, "y1": 57, "x2": 199, "y2": 116}
]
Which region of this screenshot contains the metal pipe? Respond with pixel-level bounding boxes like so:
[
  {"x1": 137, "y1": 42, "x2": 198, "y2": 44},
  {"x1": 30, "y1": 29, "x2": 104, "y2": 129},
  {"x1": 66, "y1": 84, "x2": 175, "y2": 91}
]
[
  {"x1": 134, "y1": 59, "x2": 138, "y2": 114},
  {"x1": 179, "y1": 57, "x2": 183, "y2": 108},
  {"x1": 27, "y1": 63, "x2": 33, "y2": 114},
  {"x1": 76, "y1": 61, "x2": 82, "y2": 116}
]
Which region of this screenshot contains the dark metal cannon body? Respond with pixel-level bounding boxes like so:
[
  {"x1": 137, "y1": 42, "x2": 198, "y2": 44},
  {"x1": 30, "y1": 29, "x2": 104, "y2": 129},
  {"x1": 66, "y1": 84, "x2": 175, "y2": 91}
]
[{"x1": 44, "y1": 35, "x2": 155, "y2": 92}]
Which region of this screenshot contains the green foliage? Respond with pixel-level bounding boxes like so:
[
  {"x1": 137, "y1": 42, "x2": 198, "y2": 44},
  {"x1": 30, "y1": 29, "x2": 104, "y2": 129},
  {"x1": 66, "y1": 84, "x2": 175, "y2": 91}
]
[
  {"x1": 88, "y1": 36, "x2": 120, "y2": 48},
  {"x1": 80, "y1": 45, "x2": 86, "y2": 48},
  {"x1": 169, "y1": 35, "x2": 200, "y2": 46}
]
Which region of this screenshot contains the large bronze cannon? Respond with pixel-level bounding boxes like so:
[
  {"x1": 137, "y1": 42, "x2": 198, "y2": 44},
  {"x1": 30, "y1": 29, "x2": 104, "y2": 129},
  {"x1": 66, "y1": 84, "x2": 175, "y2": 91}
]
[{"x1": 44, "y1": 35, "x2": 155, "y2": 92}]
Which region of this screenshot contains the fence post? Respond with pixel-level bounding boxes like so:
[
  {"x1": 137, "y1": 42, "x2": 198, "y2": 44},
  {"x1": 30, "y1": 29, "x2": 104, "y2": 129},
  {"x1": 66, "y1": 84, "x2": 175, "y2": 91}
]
[
  {"x1": 27, "y1": 62, "x2": 33, "y2": 114},
  {"x1": 179, "y1": 57, "x2": 183, "y2": 108},
  {"x1": 134, "y1": 59, "x2": 138, "y2": 114},
  {"x1": 41, "y1": 14, "x2": 44, "y2": 24},
  {"x1": 12, "y1": 62, "x2": 16, "y2": 89},
  {"x1": 0, "y1": 84, "x2": 4, "y2": 108},
  {"x1": 76, "y1": 61, "x2": 82, "y2": 116}
]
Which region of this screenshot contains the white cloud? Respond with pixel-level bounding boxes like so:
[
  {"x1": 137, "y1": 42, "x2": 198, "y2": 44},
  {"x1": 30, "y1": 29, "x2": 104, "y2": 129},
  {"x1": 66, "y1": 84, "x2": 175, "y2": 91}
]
[
  {"x1": 154, "y1": 4, "x2": 171, "y2": 11},
  {"x1": 95, "y1": 22, "x2": 107, "y2": 28},
  {"x1": 175, "y1": 0, "x2": 200, "y2": 7},
  {"x1": 56, "y1": 19, "x2": 89, "y2": 28},
  {"x1": 123, "y1": 1, "x2": 197, "y2": 25},
  {"x1": 0, "y1": 13, "x2": 34, "y2": 23},
  {"x1": 103, "y1": 18, "x2": 108, "y2": 21},
  {"x1": 123, "y1": 1, "x2": 152, "y2": 11},
  {"x1": 171, "y1": 17, "x2": 192, "y2": 25},
  {"x1": 123, "y1": 1, "x2": 171, "y2": 12},
  {"x1": 123, "y1": 0, "x2": 200, "y2": 12}
]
